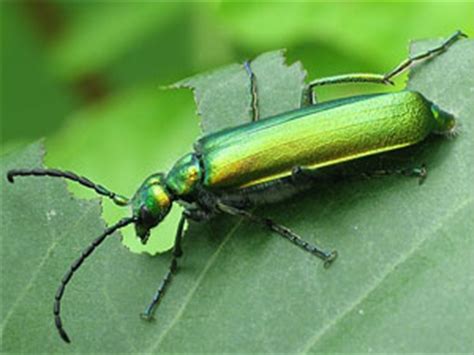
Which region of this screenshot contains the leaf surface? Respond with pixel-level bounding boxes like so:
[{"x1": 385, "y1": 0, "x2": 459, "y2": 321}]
[{"x1": 173, "y1": 50, "x2": 306, "y2": 133}]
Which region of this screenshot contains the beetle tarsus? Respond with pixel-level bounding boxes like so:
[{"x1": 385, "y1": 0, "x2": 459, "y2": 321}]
[
  {"x1": 140, "y1": 312, "x2": 155, "y2": 322},
  {"x1": 6, "y1": 171, "x2": 15, "y2": 183},
  {"x1": 58, "y1": 329, "x2": 71, "y2": 343},
  {"x1": 323, "y1": 250, "x2": 338, "y2": 269}
]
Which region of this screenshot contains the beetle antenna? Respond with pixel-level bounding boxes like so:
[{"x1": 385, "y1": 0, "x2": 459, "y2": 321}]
[
  {"x1": 7, "y1": 168, "x2": 129, "y2": 206},
  {"x1": 54, "y1": 216, "x2": 137, "y2": 343}
]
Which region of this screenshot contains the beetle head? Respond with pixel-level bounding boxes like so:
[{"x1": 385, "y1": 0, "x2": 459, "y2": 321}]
[{"x1": 131, "y1": 173, "x2": 172, "y2": 244}]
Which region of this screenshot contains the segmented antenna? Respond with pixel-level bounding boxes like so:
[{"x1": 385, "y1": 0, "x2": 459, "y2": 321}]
[
  {"x1": 53, "y1": 216, "x2": 137, "y2": 343},
  {"x1": 7, "y1": 168, "x2": 129, "y2": 206}
]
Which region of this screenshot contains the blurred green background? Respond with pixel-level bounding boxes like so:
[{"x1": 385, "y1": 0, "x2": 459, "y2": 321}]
[{"x1": 1, "y1": 2, "x2": 473, "y2": 253}]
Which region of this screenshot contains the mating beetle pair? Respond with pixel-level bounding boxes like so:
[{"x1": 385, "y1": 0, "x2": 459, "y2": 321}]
[{"x1": 7, "y1": 31, "x2": 466, "y2": 343}]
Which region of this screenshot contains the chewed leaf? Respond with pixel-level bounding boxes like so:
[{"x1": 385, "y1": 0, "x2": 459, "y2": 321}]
[
  {"x1": 172, "y1": 62, "x2": 250, "y2": 134},
  {"x1": 172, "y1": 49, "x2": 307, "y2": 134},
  {"x1": 249, "y1": 50, "x2": 307, "y2": 118}
]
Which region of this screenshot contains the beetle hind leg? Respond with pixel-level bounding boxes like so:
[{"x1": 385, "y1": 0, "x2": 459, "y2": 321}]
[
  {"x1": 383, "y1": 30, "x2": 467, "y2": 82},
  {"x1": 306, "y1": 31, "x2": 466, "y2": 105},
  {"x1": 307, "y1": 73, "x2": 391, "y2": 105}
]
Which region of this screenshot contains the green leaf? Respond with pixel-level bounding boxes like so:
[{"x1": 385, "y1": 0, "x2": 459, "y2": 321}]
[
  {"x1": 1, "y1": 142, "x2": 105, "y2": 351},
  {"x1": 2, "y1": 38, "x2": 473, "y2": 353},
  {"x1": 173, "y1": 50, "x2": 306, "y2": 133}
]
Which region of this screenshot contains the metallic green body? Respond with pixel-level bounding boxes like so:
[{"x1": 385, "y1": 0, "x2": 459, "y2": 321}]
[
  {"x1": 140, "y1": 89, "x2": 454, "y2": 218},
  {"x1": 194, "y1": 91, "x2": 454, "y2": 189},
  {"x1": 166, "y1": 154, "x2": 202, "y2": 196}
]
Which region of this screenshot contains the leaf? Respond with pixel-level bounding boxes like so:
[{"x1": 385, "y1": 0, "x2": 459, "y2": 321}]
[
  {"x1": 173, "y1": 50, "x2": 307, "y2": 133},
  {"x1": 2, "y1": 38, "x2": 473, "y2": 353},
  {"x1": 1, "y1": 142, "x2": 106, "y2": 351}
]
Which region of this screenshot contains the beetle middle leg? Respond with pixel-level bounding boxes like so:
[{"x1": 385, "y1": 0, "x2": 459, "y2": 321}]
[
  {"x1": 141, "y1": 213, "x2": 187, "y2": 320},
  {"x1": 216, "y1": 201, "x2": 337, "y2": 268}
]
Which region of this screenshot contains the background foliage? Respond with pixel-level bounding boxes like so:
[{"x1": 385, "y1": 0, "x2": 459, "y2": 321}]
[{"x1": 1, "y1": 2, "x2": 473, "y2": 353}]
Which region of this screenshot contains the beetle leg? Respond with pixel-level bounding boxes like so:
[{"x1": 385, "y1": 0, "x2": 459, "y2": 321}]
[
  {"x1": 183, "y1": 207, "x2": 213, "y2": 223},
  {"x1": 216, "y1": 201, "x2": 337, "y2": 268},
  {"x1": 307, "y1": 31, "x2": 466, "y2": 105},
  {"x1": 292, "y1": 162, "x2": 427, "y2": 185},
  {"x1": 141, "y1": 213, "x2": 187, "y2": 320},
  {"x1": 307, "y1": 74, "x2": 391, "y2": 105},
  {"x1": 291, "y1": 165, "x2": 345, "y2": 185},
  {"x1": 243, "y1": 60, "x2": 260, "y2": 121},
  {"x1": 361, "y1": 164, "x2": 428, "y2": 185},
  {"x1": 291, "y1": 165, "x2": 319, "y2": 183},
  {"x1": 383, "y1": 30, "x2": 466, "y2": 82}
]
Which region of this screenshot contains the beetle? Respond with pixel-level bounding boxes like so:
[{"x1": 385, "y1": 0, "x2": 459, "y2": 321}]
[{"x1": 6, "y1": 31, "x2": 466, "y2": 343}]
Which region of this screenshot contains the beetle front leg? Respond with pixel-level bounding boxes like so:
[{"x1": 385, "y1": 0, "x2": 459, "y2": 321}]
[
  {"x1": 216, "y1": 201, "x2": 337, "y2": 268},
  {"x1": 141, "y1": 213, "x2": 187, "y2": 320}
]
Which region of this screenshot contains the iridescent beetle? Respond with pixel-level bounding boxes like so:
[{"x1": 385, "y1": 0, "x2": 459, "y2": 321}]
[{"x1": 6, "y1": 31, "x2": 465, "y2": 343}]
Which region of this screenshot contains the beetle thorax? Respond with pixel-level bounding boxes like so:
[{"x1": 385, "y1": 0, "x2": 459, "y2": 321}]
[{"x1": 165, "y1": 153, "x2": 203, "y2": 197}]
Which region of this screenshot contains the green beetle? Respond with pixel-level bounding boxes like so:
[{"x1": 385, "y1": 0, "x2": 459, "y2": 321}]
[{"x1": 6, "y1": 31, "x2": 465, "y2": 343}]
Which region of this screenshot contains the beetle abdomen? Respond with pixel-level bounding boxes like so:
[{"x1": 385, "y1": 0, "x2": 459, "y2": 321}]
[{"x1": 197, "y1": 91, "x2": 448, "y2": 189}]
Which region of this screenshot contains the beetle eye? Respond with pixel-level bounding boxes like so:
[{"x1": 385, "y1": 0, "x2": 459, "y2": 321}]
[{"x1": 139, "y1": 205, "x2": 155, "y2": 226}]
